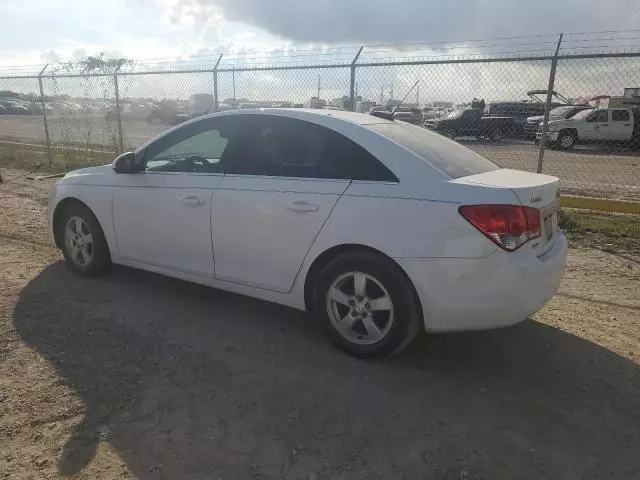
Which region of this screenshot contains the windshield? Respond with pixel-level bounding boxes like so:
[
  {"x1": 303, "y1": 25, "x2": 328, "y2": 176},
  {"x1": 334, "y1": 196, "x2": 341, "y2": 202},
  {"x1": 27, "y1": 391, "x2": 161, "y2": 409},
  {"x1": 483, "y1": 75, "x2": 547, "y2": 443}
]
[
  {"x1": 549, "y1": 106, "x2": 583, "y2": 118},
  {"x1": 368, "y1": 122, "x2": 499, "y2": 179},
  {"x1": 446, "y1": 109, "x2": 463, "y2": 119}
]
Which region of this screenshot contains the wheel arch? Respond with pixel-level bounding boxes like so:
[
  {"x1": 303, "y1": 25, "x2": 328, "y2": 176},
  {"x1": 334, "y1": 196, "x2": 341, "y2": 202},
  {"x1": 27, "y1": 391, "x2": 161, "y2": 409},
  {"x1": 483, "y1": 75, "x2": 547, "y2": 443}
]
[
  {"x1": 52, "y1": 197, "x2": 100, "y2": 249},
  {"x1": 302, "y1": 243, "x2": 423, "y2": 324},
  {"x1": 559, "y1": 127, "x2": 578, "y2": 137}
]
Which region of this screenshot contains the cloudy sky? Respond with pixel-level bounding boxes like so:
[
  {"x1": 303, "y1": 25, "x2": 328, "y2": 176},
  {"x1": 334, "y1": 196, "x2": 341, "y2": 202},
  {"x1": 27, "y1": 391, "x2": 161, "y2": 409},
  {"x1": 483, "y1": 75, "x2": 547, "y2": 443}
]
[{"x1": 2, "y1": 0, "x2": 640, "y2": 67}]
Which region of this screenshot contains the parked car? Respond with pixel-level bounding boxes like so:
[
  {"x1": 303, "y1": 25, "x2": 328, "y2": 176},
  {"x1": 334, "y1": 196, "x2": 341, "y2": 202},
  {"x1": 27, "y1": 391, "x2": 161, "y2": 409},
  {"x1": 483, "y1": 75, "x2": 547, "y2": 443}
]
[
  {"x1": 393, "y1": 107, "x2": 423, "y2": 125},
  {"x1": 27, "y1": 102, "x2": 54, "y2": 115},
  {"x1": 486, "y1": 90, "x2": 569, "y2": 136},
  {"x1": 49, "y1": 109, "x2": 567, "y2": 357},
  {"x1": 1, "y1": 100, "x2": 28, "y2": 114},
  {"x1": 537, "y1": 107, "x2": 640, "y2": 149},
  {"x1": 369, "y1": 105, "x2": 390, "y2": 114},
  {"x1": 425, "y1": 108, "x2": 515, "y2": 140},
  {"x1": 393, "y1": 111, "x2": 415, "y2": 123},
  {"x1": 523, "y1": 105, "x2": 593, "y2": 139},
  {"x1": 146, "y1": 99, "x2": 190, "y2": 125}
]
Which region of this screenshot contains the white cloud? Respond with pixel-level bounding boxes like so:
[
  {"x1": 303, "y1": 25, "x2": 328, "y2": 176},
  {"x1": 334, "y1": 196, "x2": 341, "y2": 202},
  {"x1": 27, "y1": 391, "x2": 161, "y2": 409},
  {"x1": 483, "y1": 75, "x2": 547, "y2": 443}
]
[{"x1": 3, "y1": 0, "x2": 640, "y2": 69}]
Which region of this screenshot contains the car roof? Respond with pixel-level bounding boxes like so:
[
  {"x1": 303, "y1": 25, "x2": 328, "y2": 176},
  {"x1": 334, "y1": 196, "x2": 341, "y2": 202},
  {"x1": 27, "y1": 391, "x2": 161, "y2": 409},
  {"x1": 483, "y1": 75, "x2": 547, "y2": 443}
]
[
  {"x1": 200, "y1": 108, "x2": 394, "y2": 126},
  {"x1": 135, "y1": 106, "x2": 453, "y2": 188}
]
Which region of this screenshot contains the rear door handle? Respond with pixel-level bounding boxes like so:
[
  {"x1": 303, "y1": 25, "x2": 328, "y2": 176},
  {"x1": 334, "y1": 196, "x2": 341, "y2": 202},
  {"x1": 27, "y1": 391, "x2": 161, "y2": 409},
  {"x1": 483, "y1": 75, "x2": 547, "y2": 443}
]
[
  {"x1": 179, "y1": 194, "x2": 204, "y2": 206},
  {"x1": 287, "y1": 200, "x2": 319, "y2": 213}
]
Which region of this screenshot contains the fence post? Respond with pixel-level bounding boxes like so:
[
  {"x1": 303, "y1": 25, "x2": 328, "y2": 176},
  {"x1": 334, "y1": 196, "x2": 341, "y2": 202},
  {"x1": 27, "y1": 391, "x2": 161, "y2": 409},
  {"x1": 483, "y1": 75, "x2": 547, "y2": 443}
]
[
  {"x1": 38, "y1": 64, "x2": 53, "y2": 165},
  {"x1": 113, "y1": 64, "x2": 124, "y2": 154},
  {"x1": 350, "y1": 46, "x2": 364, "y2": 112},
  {"x1": 213, "y1": 54, "x2": 223, "y2": 112},
  {"x1": 537, "y1": 33, "x2": 563, "y2": 174}
]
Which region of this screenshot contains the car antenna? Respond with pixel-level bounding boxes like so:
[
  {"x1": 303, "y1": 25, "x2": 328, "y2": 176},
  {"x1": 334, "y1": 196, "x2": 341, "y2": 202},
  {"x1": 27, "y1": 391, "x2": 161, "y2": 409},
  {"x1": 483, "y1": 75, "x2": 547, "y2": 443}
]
[{"x1": 392, "y1": 81, "x2": 420, "y2": 115}]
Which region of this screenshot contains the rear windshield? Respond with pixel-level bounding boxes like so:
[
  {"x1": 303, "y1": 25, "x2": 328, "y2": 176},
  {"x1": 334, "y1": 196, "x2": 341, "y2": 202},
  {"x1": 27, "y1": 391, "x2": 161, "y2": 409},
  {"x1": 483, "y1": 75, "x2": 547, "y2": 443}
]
[{"x1": 368, "y1": 122, "x2": 499, "y2": 179}]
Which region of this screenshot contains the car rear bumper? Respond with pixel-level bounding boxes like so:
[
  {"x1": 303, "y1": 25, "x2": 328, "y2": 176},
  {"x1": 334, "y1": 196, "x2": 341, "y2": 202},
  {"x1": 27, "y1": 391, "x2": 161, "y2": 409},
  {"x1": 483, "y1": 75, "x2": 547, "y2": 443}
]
[{"x1": 396, "y1": 233, "x2": 568, "y2": 332}]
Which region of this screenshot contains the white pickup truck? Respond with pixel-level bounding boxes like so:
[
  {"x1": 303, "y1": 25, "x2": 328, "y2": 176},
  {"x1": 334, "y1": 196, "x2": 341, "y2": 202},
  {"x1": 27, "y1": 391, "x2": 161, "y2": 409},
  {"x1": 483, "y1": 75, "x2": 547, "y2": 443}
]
[{"x1": 537, "y1": 107, "x2": 638, "y2": 149}]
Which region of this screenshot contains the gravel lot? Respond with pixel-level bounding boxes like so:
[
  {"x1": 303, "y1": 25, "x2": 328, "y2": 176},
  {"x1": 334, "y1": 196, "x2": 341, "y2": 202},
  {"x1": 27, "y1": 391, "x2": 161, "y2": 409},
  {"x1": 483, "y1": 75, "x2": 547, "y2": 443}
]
[
  {"x1": 0, "y1": 170, "x2": 639, "y2": 479},
  {"x1": 1, "y1": 113, "x2": 639, "y2": 201}
]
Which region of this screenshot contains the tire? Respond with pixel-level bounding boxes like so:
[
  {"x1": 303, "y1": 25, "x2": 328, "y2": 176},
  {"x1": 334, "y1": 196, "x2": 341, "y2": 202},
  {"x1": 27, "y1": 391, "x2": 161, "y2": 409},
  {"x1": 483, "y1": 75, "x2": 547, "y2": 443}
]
[
  {"x1": 557, "y1": 131, "x2": 577, "y2": 150},
  {"x1": 312, "y1": 251, "x2": 421, "y2": 358},
  {"x1": 58, "y1": 203, "x2": 111, "y2": 277},
  {"x1": 490, "y1": 128, "x2": 505, "y2": 142},
  {"x1": 440, "y1": 127, "x2": 456, "y2": 139}
]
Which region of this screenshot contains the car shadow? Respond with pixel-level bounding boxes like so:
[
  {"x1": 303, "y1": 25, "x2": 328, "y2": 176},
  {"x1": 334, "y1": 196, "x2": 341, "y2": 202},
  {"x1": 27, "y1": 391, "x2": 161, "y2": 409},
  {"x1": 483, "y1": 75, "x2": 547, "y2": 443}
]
[{"x1": 12, "y1": 262, "x2": 640, "y2": 479}]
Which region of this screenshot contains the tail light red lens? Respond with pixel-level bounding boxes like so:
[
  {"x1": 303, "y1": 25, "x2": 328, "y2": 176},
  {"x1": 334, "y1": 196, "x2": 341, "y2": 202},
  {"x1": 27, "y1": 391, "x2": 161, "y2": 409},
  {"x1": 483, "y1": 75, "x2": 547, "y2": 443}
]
[{"x1": 459, "y1": 204, "x2": 541, "y2": 251}]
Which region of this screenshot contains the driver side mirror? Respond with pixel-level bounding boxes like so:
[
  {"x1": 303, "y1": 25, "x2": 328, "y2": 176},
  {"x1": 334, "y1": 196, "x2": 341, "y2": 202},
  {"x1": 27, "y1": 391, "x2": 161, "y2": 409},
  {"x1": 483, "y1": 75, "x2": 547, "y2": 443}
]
[{"x1": 112, "y1": 152, "x2": 143, "y2": 173}]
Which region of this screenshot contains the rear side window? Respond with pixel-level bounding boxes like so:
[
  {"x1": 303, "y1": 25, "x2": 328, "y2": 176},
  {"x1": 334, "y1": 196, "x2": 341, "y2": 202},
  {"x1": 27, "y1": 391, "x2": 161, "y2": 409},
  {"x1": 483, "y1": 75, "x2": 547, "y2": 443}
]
[
  {"x1": 368, "y1": 122, "x2": 499, "y2": 179},
  {"x1": 223, "y1": 115, "x2": 398, "y2": 181},
  {"x1": 612, "y1": 110, "x2": 630, "y2": 122},
  {"x1": 325, "y1": 132, "x2": 398, "y2": 182}
]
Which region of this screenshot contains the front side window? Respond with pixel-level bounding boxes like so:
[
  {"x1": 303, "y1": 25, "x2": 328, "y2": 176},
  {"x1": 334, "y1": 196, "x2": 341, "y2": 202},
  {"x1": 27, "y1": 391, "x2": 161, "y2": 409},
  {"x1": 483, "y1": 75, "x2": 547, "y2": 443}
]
[
  {"x1": 144, "y1": 119, "x2": 236, "y2": 173},
  {"x1": 612, "y1": 110, "x2": 630, "y2": 122}
]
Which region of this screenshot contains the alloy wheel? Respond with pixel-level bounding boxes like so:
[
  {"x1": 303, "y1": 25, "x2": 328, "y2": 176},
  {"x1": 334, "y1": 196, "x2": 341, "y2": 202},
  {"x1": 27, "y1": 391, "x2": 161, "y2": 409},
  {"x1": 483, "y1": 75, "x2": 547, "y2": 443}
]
[
  {"x1": 560, "y1": 135, "x2": 574, "y2": 149},
  {"x1": 326, "y1": 271, "x2": 395, "y2": 345},
  {"x1": 64, "y1": 216, "x2": 94, "y2": 267}
]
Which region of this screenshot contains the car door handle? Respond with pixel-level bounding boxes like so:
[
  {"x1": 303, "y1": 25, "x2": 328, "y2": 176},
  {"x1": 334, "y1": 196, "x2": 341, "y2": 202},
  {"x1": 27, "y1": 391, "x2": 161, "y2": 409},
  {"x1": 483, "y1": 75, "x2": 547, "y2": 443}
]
[
  {"x1": 179, "y1": 195, "x2": 204, "y2": 206},
  {"x1": 287, "y1": 201, "x2": 319, "y2": 213},
  {"x1": 624, "y1": 123, "x2": 631, "y2": 126}
]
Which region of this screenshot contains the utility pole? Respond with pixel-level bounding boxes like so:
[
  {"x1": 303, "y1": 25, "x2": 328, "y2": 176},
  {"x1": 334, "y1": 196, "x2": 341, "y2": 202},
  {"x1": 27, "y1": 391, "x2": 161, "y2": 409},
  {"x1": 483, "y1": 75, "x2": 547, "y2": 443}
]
[
  {"x1": 416, "y1": 83, "x2": 420, "y2": 107},
  {"x1": 232, "y1": 66, "x2": 236, "y2": 102},
  {"x1": 317, "y1": 74, "x2": 321, "y2": 99},
  {"x1": 390, "y1": 83, "x2": 394, "y2": 102},
  {"x1": 212, "y1": 54, "x2": 223, "y2": 112},
  {"x1": 38, "y1": 64, "x2": 52, "y2": 165},
  {"x1": 349, "y1": 46, "x2": 363, "y2": 112},
  {"x1": 380, "y1": 85, "x2": 383, "y2": 105},
  {"x1": 537, "y1": 33, "x2": 564, "y2": 174}
]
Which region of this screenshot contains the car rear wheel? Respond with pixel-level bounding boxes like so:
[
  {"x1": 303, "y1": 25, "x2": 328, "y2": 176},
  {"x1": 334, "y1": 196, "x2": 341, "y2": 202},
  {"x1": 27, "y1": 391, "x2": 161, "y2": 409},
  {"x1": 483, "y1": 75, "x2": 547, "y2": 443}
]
[
  {"x1": 440, "y1": 127, "x2": 456, "y2": 139},
  {"x1": 59, "y1": 203, "x2": 111, "y2": 276},
  {"x1": 490, "y1": 128, "x2": 505, "y2": 141},
  {"x1": 557, "y1": 131, "x2": 576, "y2": 150},
  {"x1": 313, "y1": 251, "x2": 421, "y2": 357}
]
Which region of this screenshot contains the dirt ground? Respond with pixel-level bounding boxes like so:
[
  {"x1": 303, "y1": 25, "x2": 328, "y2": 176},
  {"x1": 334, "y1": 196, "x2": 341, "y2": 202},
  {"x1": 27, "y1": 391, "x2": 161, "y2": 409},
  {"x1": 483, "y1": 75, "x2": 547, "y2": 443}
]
[{"x1": 1, "y1": 169, "x2": 639, "y2": 479}]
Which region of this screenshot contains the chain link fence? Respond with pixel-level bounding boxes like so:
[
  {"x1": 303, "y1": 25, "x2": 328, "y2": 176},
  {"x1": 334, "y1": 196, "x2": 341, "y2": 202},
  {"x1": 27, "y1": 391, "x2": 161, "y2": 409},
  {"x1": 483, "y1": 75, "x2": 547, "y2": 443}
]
[{"x1": 1, "y1": 33, "x2": 639, "y2": 200}]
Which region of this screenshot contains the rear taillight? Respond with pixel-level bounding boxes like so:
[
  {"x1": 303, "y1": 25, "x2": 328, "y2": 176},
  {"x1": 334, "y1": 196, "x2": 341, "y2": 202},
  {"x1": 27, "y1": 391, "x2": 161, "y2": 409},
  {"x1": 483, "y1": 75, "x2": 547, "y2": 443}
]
[{"x1": 459, "y1": 204, "x2": 541, "y2": 252}]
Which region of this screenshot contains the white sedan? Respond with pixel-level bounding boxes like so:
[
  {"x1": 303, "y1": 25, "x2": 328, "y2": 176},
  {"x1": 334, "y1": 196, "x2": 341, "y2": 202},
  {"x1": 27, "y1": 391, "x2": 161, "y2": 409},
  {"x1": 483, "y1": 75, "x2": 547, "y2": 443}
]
[{"x1": 48, "y1": 109, "x2": 567, "y2": 357}]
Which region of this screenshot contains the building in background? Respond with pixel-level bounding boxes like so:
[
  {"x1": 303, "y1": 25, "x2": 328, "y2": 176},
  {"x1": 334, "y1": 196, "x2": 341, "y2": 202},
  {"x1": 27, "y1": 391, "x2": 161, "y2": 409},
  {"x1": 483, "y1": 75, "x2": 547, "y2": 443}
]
[{"x1": 305, "y1": 97, "x2": 327, "y2": 109}]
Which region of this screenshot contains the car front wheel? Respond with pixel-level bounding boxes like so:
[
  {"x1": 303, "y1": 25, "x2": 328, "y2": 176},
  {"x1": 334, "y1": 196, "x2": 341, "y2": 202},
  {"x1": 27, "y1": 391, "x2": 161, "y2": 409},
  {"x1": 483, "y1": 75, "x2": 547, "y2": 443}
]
[
  {"x1": 490, "y1": 128, "x2": 505, "y2": 141},
  {"x1": 557, "y1": 131, "x2": 577, "y2": 150},
  {"x1": 59, "y1": 203, "x2": 111, "y2": 276},
  {"x1": 313, "y1": 252, "x2": 421, "y2": 357},
  {"x1": 440, "y1": 127, "x2": 456, "y2": 139}
]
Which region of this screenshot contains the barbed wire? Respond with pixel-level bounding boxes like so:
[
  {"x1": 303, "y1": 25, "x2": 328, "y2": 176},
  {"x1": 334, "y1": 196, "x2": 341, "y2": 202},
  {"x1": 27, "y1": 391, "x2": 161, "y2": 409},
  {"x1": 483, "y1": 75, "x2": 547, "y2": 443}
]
[{"x1": 2, "y1": 30, "x2": 640, "y2": 77}]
